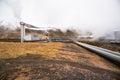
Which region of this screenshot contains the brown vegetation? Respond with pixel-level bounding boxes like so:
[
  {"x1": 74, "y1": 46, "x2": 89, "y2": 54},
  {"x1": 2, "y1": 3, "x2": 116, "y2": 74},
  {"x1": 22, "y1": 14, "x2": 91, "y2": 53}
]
[
  {"x1": 48, "y1": 29, "x2": 78, "y2": 38},
  {"x1": 0, "y1": 42, "x2": 120, "y2": 80},
  {"x1": 0, "y1": 26, "x2": 20, "y2": 39},
  {"x1": 0, "y1": 42, "x2": 62, "y2": 59}
]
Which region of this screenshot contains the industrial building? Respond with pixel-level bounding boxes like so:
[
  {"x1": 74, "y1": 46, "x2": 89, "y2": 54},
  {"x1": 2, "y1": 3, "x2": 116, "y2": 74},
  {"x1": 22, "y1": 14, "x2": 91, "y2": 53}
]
[
  {"x1": 99, "y1": 30, "x2": 120, "y2": 43},
  {"x1": 114, "y1": 30, "x2": 120, "y2": 41}
]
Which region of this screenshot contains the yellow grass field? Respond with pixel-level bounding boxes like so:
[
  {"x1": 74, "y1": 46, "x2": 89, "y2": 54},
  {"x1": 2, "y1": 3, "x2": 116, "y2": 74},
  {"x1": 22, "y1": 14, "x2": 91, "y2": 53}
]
[
  {"x1": 0, "y1": 42, "x2": 120, "y2": 80},
  {"x1": 0, "y1": 42, "x2": 63, "y2": 59}
]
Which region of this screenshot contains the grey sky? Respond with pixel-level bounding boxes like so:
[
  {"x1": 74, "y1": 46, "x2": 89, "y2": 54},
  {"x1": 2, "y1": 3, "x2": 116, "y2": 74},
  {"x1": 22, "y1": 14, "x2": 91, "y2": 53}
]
[{"x1": 0, "y1": 0, "x2": 120, "y2": 37}]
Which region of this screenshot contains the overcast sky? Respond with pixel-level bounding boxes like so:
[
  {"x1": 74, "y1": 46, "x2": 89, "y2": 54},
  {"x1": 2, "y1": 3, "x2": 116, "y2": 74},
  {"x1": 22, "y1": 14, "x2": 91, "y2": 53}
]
[{"x1": 0, "y1": 0, "x2": 120, "y2": 37}]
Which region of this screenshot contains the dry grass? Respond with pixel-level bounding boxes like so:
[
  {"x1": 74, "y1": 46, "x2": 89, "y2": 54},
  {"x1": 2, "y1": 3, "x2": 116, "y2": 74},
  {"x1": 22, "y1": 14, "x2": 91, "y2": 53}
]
[
  {"x1": 0, "y1": 42, "x2": 120, "y2": 80},
  {"x1": 0, "y1": 42, "x2": 63, "y2": 59}
]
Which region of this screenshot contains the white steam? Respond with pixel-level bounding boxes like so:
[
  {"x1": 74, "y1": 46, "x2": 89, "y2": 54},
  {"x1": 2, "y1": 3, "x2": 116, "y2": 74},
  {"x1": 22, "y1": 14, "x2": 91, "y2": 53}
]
[
  {"x1": 21, "y1": 0, "x2": 120, "y2": 38},
  {"x1": 0, "y1": 0, "x2": 22, "y2": 27},
  {"x1": 0, "y1": 0, "x2": 120, "y2": 38},
  {"x1": 5, "y1": 0, "x2": 22, "y2": 19}
]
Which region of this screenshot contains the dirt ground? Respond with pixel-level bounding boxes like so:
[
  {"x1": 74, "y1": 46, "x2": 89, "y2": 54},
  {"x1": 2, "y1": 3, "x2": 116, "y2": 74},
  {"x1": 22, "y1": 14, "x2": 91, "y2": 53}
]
[{"x1": 0, "y1": 42, "x2": 120, "y2": 80}]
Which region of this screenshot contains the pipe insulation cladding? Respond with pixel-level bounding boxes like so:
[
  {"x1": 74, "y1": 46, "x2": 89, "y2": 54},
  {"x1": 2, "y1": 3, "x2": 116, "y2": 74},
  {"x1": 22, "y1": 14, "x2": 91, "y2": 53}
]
[{"x1": 74, "y1": 41, "x2": 120, "y2": 64}]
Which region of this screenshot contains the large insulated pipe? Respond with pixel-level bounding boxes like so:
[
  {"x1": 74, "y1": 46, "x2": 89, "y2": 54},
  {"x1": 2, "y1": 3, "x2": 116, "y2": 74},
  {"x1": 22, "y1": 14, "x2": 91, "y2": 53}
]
[
  {"x1": 74, "y1": 41, "x2": 120, "y2": 64},
  {"x1": 87, "y1": 44, "x2": 120, "y2": 56}
]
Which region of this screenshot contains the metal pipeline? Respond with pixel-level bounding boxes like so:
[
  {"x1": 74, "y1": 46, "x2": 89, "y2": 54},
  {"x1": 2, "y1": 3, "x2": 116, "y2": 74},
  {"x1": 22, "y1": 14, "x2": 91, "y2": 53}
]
[{"x1": 74, "y1": 41, "x2": 120, "y2": 64}]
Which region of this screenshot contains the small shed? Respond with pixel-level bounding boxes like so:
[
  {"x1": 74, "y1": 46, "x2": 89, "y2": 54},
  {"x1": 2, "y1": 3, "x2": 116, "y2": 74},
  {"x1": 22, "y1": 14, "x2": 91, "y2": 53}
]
[{"x1": 24, "y1": 34, "x2": 40, "y2": 41}]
